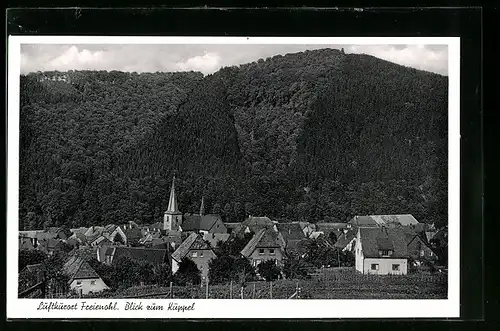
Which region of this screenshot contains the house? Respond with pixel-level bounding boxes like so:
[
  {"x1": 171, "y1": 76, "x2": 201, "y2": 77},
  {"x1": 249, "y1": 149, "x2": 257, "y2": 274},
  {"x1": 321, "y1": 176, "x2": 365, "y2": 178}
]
[
  {"x1": 202, "y1": 232, "x2": 230, "y2": 248},
  {"x1": 46, "y1": 226, "x2": 73, "y2": 240},
  {"x1": 63, "y1": 255, "x2": 109, "y2": 295},
  {"x1": 295, "y1": 222, "x2": 316, "y2": 237},
  {"x1": 406, "y1": 233, "x2": 438, "y2": 263},
  {"x1": 19, "y1": 230, "x2": 45, "y2": 247},
  {"x1": 19, "y1": 236, "x2": 35, "y2": 250},
  {"x1": 98, "y1": 246, "x2": 171, "y2": 266},
  {"x1": 122, "y1": 226, "x2": 143, "y2": 246},
  {"x1": 349, "y1": 214, "x2": 419, "y2": 229},
  {"x1": 37, "y1": 238, "x2": 65, "y2": 255},
  {"x1": 84, "y1": 226, "x2": 105, "y2": 239},
  {"x1": 309, "y1": 231, "x2": 325, "y2": 240},
  {"x1": 171, "y1": 232, "x2": 216, "y2": 282},
  {"x1": 182, "y1": 214, "x2": 227, "y2": 235},
  {"x1": 334, "y1": 230, "x2": 356, "y2": 252},
  {"x1": 315, "y1": 222, "x2": 352, "y2": 241},
  {"x1": 19, "y1": 263, "x2": 46, "y2": 294},
  {"x1": 141, "y1": 222, "x2": 163, "y2": 236},
  {"x1": 241, "y1": 228, "x2": 286, "y2": 267},
  {"x1": 88, "y1": 234, "x2": 113, "y2": 247},
  {"x1": 241, "y1": 216, "x2": 277, "y2": 234},
  {"x1": 354, "y1": 227, "x2": 409, "y2": 275},
  {"x1": 276, "y1": 222, "x2": 306, "y2": 254}
]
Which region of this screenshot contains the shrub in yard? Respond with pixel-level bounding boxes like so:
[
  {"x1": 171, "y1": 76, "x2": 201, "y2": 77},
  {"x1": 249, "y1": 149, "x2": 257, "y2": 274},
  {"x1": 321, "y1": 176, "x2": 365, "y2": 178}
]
[
  {"x1": 283, "y1": 256, "x2": 311, "y2": 279},
  {"x1": 258, "y1": 260, "x2": 281, "y2": 281},
  {"x1": 173, "y1": 257, "x2": 201, "y2": 286}
]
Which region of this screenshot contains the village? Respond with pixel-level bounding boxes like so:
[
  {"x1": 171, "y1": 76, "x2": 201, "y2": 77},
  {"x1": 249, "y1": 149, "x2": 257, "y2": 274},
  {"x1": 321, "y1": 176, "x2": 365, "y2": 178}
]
[{"x1": 18, "y1": 176, "x2": 448, "y2": 299}]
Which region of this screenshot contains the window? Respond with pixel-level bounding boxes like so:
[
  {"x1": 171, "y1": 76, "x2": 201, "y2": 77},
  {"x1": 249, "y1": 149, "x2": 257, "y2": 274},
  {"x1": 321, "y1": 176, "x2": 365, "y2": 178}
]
[
  {"x1": 380, "y1": 250, "x2": 393, "y2": 257},
  {"x1": 90, "y1": 280, "x2": 96, "y2": 285},
  {"x1": 76, "y1": 281, "x2": 82, "y2": 285},
  {"x1": 269, "y1": 249, "x2": 275, "y2": 255},
  {"x1": 420, "y1": 250, "x2": 425, "y2": 257},
  {"x1": 192, "y1": 251, "x2": 198, "y2": 258},
  {"x1": 430, "y1": 251, "x2": 434, "y2": 257},
  {"x1": 259, "y1": 248, "x2": 265, "y2": 255},
  {"x1": 200, "y1": 251, "x2": 204, "y2": 257},
  {"x1": 392, "y1": 264, "x2": 400, "y2": 271},
  {"x1": 371, "y1": 264, "x2": 379, "y2": 270}
]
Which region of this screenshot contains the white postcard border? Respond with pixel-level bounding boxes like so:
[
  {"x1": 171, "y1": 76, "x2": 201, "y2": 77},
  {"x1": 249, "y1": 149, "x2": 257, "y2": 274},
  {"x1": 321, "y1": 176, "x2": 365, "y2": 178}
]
[{"x1": 7, "y1": 36, "x2": 460, "y2": 319}]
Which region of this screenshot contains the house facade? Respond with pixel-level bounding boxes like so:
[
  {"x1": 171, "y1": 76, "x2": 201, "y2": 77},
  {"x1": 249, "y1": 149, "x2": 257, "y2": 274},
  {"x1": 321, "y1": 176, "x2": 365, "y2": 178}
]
[
  {"x1": 63, "y1": 255, "x2": 109, "y2": 295},
  {"x1": 171, "y1": 232, "x2": 217, "y2": 281},
  {"x1": 355, "y1": 227, "x2": 409, "y2": 275},
  {"x1": 241, "y1": 228, "x2": 286, "y2": 267}
]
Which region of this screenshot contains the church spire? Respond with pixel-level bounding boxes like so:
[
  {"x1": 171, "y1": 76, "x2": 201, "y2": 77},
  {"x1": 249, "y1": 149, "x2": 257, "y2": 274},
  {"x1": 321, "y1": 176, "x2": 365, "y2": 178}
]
[
  {"x1": 199, "y1": 196, "x2": 205, "y2": 216},
  {"x1": 167, "y1": 175, "x2": 179, "y2": 214}
]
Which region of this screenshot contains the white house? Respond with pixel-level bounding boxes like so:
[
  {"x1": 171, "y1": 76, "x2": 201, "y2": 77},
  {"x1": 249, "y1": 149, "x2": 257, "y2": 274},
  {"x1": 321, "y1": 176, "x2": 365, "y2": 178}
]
[
  {"x1": 62, "y1": 255, "x2": 109, "y2": 295},
  {"x1": 354, "y1": 227, "x2": 409, "y2": 275}
]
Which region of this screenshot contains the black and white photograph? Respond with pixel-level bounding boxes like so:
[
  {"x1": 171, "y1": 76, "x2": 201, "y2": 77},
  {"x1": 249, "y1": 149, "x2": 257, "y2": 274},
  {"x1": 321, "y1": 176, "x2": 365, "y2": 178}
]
[{"x1": 7, "y1": 36, "x2": 460, "y2": 319}]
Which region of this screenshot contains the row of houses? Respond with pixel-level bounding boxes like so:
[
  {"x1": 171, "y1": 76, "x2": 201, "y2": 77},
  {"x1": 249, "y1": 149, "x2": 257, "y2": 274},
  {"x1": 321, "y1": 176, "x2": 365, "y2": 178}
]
[{"x1": 19, "y1": 177, "x2": 447, "y2": 296}]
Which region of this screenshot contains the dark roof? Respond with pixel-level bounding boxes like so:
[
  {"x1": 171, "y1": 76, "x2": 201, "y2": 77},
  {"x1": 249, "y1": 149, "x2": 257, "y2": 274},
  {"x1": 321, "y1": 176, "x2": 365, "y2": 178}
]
[
  {"x1": 123, "y1": 227, "x2": 143, "y2": 240},
  {"x1": 276, "y1": 223, "x2": 306, "y2": 241},
  {"x1": 334, "y1": 230, "x2": 356, "y2": 249},
  {"x1": 171, "y1": 233, "x2": 212, "y2": 261},
  {"x1": 359, "y1": 227, "x2": 409, "y2": 258},
  {"x1": 316, "y1": 223, "x2": 351, "y2": 230},
  {"x1": 63, "y1": 255, "x2": 100, "y2": 281},
  {"x1": 241, "y1": 228, "x2": 285, "y2": 257},
  {"x1": 242, "y1": 216, "x2": 275, "y2": 232},
  {"x1": 38, "y1": 238, "x2": 63, "y2": 250},
  {"x1": 182, "y1": 214, "x2": 222, "y2": 232},
  {"x1": 19, "y1": 237, "x2": 34, "y2": 250},
  {"x1": 22, "y1": 263, "x2": 45, "y2": 274},
  {"x1": 108, "y1": 247, "x2": 169, "y2": 265},
  {"x1": 349, "y1": 215, "x2": 419, "y2": 227}
]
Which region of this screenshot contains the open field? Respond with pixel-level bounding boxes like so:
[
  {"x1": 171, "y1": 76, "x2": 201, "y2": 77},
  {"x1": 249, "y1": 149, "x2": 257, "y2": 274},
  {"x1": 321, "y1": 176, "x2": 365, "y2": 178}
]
[{"x1": 81, "y1": 267, "x2": 447, "y2": 299}]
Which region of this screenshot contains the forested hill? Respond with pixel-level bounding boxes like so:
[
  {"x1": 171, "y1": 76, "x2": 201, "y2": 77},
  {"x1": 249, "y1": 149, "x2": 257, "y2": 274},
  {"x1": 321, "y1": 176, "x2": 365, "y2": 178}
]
[{"x1": 19, "y1": 48, "x2": 448, "y2": 230}]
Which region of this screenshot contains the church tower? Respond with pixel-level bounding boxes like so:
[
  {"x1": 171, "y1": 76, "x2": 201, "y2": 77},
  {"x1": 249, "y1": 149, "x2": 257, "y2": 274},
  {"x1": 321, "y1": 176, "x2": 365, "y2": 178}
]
[{"x1": 164, "y1": 176, "x2": 183, "y2": 231}]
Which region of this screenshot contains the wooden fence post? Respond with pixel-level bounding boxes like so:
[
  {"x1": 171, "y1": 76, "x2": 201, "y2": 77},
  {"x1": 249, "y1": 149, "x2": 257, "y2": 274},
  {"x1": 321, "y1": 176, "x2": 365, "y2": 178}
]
[
  {"x1": 270, "y1": 281, "x2": 273, "y2": 299},
  {"x1": 240, "y1": 286, "x2": 244, "y2": 299},
  {"x1": 170, "y1": 282, "x2": 173, "y2": 298},
  {"x1": 252, "y1": 283, "x2": 256, "y2": 299},
  {"x1": 230, "y1": 281, "x2": 233, "y2": 299},
  {"x1": 205, "y1": 280, "x2": 209, "y2": 299}
]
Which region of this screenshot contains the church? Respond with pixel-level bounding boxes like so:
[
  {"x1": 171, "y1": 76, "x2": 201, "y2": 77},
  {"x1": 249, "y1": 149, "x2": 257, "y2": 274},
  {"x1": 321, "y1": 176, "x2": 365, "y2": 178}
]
[{"x1": 163, "y1": 176, "x2": 227, "y2": 235}]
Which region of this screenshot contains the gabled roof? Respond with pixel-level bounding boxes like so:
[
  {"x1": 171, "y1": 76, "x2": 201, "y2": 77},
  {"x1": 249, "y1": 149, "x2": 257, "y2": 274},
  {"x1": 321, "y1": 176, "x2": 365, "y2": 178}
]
[
  {"x1": 309, "y1": 231, "x2": 324, "y2": 240},
  {"x1": 241, "y1": 228, "x2": 285, "y2": 257},
  {"x1": 107, "y1": 247, "x2": 170, "y2": 265},
  {"x1": 63, "y1": 255, "x2": 100, "y2": 281},
  {"x1": 182, "y1": 214, "x2": 223, "y2": 232},
  {"x1": 242, "y1": 216, "x2": 275, "y2": 232},
  {"x1": 19, "y1": 237, "x2": 34, "y2": 250},
  {"x1": 276, "y1": 223, "x2": 306, "y2": 241},
  {"x1": 350, "y1": 215, "x2": 419, "y2": 227},
  {"x1": 38, "y1": 238, "x2": 63, "y2": 250},
  {"x1": 334, "y1": 230, "x2": 356, "y2": 249},
  {"x1": 22, "y1": 263, "x2": 45, "y2": 274},
  {"x1": 85, "y1": 226, "x2": 105, "y2": 237},
  {"x1": 358, "y1": 227, "x2": 409, "y2": 258},
  {"x1": 171, "y1": 233, "x2": 212, "y2": 261}
]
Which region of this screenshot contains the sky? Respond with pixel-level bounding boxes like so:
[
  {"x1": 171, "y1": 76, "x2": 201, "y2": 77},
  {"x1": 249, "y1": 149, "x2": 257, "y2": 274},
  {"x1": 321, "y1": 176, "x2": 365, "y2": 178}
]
[{"x1": 20, "y1": 44, "x2": 448, "y2": 76}]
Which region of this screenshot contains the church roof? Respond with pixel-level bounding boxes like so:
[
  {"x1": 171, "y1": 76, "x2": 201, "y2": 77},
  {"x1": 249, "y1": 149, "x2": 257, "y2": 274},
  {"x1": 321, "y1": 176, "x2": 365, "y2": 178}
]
[{"x1": 166, "y1": 176, "x2": 181, "y2": 215}]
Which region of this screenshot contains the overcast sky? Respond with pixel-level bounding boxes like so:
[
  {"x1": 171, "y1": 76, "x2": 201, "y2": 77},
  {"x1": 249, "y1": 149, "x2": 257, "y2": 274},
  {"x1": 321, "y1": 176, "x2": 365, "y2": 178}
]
[{"x1": 20, "y1": 44, "x2": 448, "y2": 76}]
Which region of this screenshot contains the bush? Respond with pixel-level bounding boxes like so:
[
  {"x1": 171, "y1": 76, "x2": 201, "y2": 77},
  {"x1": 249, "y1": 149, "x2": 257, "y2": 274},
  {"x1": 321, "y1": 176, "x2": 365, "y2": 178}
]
[
  {"x1": 173, "y1": 257, "x2": 201, "y2": 286},
  {"x1": 257, "y1": 260, "x2": 281, "y2": 282}
]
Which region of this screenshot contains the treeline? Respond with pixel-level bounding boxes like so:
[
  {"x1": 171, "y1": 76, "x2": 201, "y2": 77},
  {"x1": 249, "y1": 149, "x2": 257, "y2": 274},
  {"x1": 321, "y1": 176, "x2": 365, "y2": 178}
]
[{"x1": 19, "y1": 48, "x2": 448, "y2": 229}]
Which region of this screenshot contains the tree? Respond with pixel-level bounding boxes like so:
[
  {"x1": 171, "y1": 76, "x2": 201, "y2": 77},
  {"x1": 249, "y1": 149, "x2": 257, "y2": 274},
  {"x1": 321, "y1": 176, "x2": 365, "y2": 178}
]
[
  {"x1": 18, "y1": 249, "x2": 47, "y2": 272},
  {"x1": 328, "y1": 231, "x2": 338, "y2": 245},
  {"x1": 153, "y1": 263, "x2": 172, "y2": 286},
  {"x1": 44, "y1": 250, "x2": 70, "y2": 294},
  {"x1": 211, "y1": 203, "x2": 221, "y2": 215},
  {"x1": 173, "y1": 257, "x2": 201, "y2": 286},
  {"x1": 283, "y1": 255, "x2": 311, "y2": 279},
  {"x1": 208, "y1": 255, "x2": 235, "y2": 284},
  {"x1": 257, "y1": 260, "x2": 281, "y2": 281}
]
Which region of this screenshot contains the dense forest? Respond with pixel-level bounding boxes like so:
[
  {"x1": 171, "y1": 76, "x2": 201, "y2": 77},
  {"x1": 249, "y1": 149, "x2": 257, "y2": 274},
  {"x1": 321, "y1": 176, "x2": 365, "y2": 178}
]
[{"x1": 19, "y1": 48, "x2": 448, "y2": 230}]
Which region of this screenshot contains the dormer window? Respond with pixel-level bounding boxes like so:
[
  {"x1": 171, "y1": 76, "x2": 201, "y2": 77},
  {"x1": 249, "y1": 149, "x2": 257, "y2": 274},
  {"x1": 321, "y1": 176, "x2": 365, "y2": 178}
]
[{"x1": 379, "y1": 249, "x2": 393, "y2": 257}]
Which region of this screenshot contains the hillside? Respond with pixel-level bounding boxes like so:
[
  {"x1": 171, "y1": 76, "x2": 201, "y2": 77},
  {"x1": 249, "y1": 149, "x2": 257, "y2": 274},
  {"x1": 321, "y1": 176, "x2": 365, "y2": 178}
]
[{"x1": 18, "y1": 48, "x2": 448, "y2": 229}]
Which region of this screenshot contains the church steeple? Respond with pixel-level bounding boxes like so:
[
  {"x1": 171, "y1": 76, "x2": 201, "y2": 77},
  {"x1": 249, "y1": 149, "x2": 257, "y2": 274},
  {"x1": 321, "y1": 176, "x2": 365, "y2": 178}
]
[
  {"x1": 167, "y1": 175, "x2": 179, "y2": 214},
  {"x1": 164, "y1": 175, "x2": 182, "y2": 231},
  {"x1": 199, "y1": 196, "x2": 205, "y2": 216}
]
